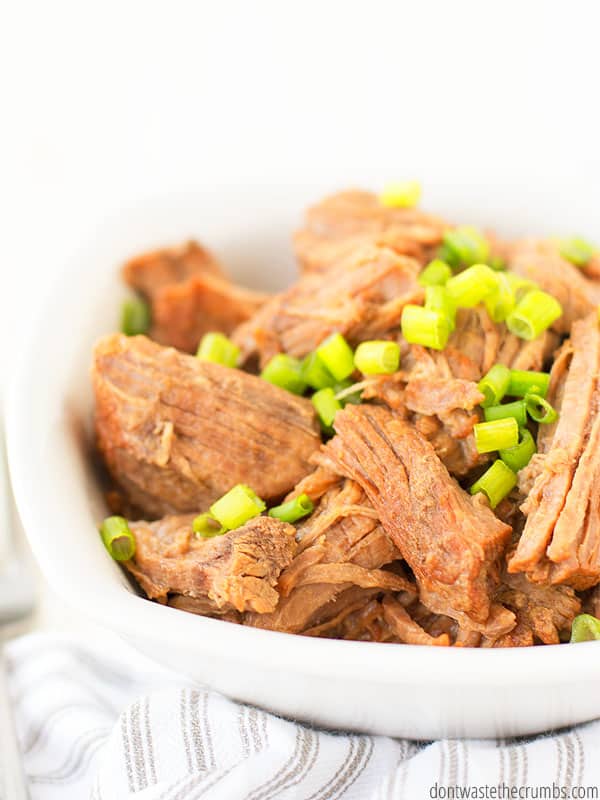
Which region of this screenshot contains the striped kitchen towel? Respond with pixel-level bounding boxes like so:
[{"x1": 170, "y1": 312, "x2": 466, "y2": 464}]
[{"x1": 4, "y1": 632, "x2": 600, "y2": 800}]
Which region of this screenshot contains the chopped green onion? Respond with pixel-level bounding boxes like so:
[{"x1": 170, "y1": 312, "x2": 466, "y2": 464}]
[
  {"x1": 484, "y1": 273, "x2": 515, "y2": 322},
  {"x1": 192, "y1": 512, "x2": 227, "y2": 538},
  {"x1": 442, "y1": 226, "x2": 490, "y2": 268},
  {"x1": 525, "y1": 393, "x2": 559, "y2": 424},
  {"x1": 445, "y1": 264, "x2": 498, "y2": 308},
  {"x1": 484, "y1": 399, "x2": 528, "y2": 427},
  {"x1": 489, "y1": 256, "x2": 506, "y2": 271},
  {"x1": 558, "y1": 237, "x2": 596, "y2": 267},
  {"x1": 470, "y1": 460, "x2": 517, "y2": 509},
  {"x1": 210, "y1": 484, "x2": 266, "y2": 530},
  {"x1": 196, "y1": 332, "x2": 240, "y2": 367},
  {"x1": 121, "y1": 297, "x2": 151, "y2": 336},
  {"x1": 316, "y1": 333, "x2": 355, "y2": 381},
  {"x1": 473, "y1": 417, "x2": 519, "y2": 454},
  {"x1": 99, "y1": 516, "x2": 136, "y2": 561},
  {"x1": 508, "y1": 370, "x2": 550, "y2": 399},
  {"x1": 301, "y1": 352, "x2": 336, "y2": 390},
  {"x1": 436, "y1": 243, "x2": 460, "y2": 268},
  {"x1": 354, "y1": 340, "x2": 400, "y2": 375},
  {"x1": 504, "y1": 273, "x2": 538, "y2": 301},
  {"x1": 478, "y1": 364, "x2": 511, "y2": 408},
  {"x1": 268, "y1": 493, "x2": 314, "y2": 523},
  {"x1": 401, "y1": 305, "x2": 450, "y2": 351},
  {"x1": 424, "y1": 285, "x2": 456, "y2": 332},
  {"x1": 312, "y1": 387, "x2": 342, "y2": 428},
  {"x1": 506, "y1": 290, "x2": 562, "y2": 341},
  {"x1": 379, "y1": 180, "x2": 421, "y2": 208},
  {"x1": 570, "y1": 614, "x2": 600, "y2": 643},
  {"x1": 261, "y1": 353, "x2": 307, "y2": 395},
  {"x1": 499, "y1": 428, "x2": 536, "y2": 472},
  {"x1": 418, "y1": 259, "x2": 452, "y2": 287}
]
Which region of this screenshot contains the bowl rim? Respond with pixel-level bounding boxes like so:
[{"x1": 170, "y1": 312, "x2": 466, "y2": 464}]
[{"x1": 7, "y1": 185, "x2": 600, "y2": 689}]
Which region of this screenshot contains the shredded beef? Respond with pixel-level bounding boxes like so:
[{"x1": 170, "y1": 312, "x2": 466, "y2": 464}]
[
  {"x1": 293, "y1": 190, "x2": 449, "y2": 272},
  {"x1": 509, "y1": 314, "x2": 600, "y2": 588},
  {"x1": 123, "y1": 240, "x2": 224, "y2": 297},
  {"x1": 93, "y1": 334, "x2": 320, "y2": 517},
  {"x1": 232, "y1": 244, "x2": 423, "y2": 368},
  {"x1": 125, "y1": 515, "x2": 297, "y2": 614},
  {"x1": 319, "y1": 405, "x2": 514, "y2": 636}
]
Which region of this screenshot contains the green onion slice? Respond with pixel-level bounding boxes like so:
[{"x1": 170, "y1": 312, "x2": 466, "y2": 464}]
[
  {"x1": 525, "y1": 393, "x2": 559, "y2": 424},
  {"x1": 504, "y1": 273, "x2": 538, "y2": 301},
  {"x1": 508, "y1": 369, "x2": 550, "y2": 398},
  {"x1": 558, "y1": 237, "x2": 596, "y2": 267},
  {"x1": 470, "y1": 460, "x2": 517, "y2": 509},
  {"x1": 121, "y1": 298, "x2": 151, "y2": 337},
  {"x1": 424, "y1": 285, "x2": 456, "y2": 332},
  {"x1": 210, "y1": 484, "x2": 266, "y2": 530},
  {"x1": 192, "y1": 513, "x2": 227, "y2": 538},
  {"x1": 478, "y1": 364, "x2": 511, "y2": 408},
  {"x1": 489, "y1": 256, "x2": 506, "y2": 271},
  {"x1": 312, "y1": 387, "x2": 342, "y2": 429},
  {"x1": 418, "y1": 259, "x2": 452, "y2": 287},
  {"x1": 99, "y1": 516, "x2": 136, "y2": 561},
  {"x1": 401, "y1": 305, "x2": 450, "y2": 351},
  {"x1": 301, "y1": 352, "x2": 336, "y2": 390},
  {"x1": 571, "y1": 614, "x2": 600, "y2": 643},
  {"x1": 443, "y1": 226, "x2": 490, "y2": 268},
  {"x1": 379, "y1": 180, "x2": 421, "y2": 208},
  {"x1": 473, "y1": 417, "x2": 519, "y2": 454},
  {"x1": 506, "y1": 290, "x2": 562, "y2": 341},
  {"x1": 261, "y1": 353, "x2": 307, "y2": 395},
  {"x1": 445, "y1": 263, "x2": 498, "y2": 308},
  {"x1": 196, "y1": 332, "x2": 240, "y2": 368},
  {"x1": 316, "y1": 333, "x2": 355, "y2": 381},
  {"x1": 354, "y1": 340, "x2": 400, "y2": 375},
  {"x1": 268, "y1": 493, "x2": 314, "y2": 523},
  {"x1": 484, "y1": 273, "x2": 515, "y2": 322},
  {"x1": 499, "y1": 427, "x2": 537, "y2": 473},
  {"x1": 484, "y1": 399, "x2": 528, "y2": 428}
]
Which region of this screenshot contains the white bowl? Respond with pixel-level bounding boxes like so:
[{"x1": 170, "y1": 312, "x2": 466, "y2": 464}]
[{"x1": 7, "y1": 183, "x2": 600, "y2": 739}]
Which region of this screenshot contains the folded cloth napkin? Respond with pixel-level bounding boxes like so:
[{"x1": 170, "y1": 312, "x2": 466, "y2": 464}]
[{"x1": 5, "y1": 633, "x2": 600, "y2": 800}]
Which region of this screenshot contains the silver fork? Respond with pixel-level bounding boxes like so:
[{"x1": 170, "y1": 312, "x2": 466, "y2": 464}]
[{"x1": 0, "y1": 427, "x2": 35, "y2": 800}]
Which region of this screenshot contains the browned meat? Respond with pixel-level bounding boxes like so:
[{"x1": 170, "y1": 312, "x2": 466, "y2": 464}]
[
  {"x1": 483, "y1": 560, "x2": 581, "y2": 647},
  {"x1": 246, "y1": 478, "x2": 413, "y2": 634},
  {"x1": 125, "y1": 514, "x2": 297, "y2": 614},
  {"x1": 509, "y1": 314, "x2": 600, "y2": 588},
  {"x1": 123, "y1": 240, "x2": 224, "y2": 298},
  {"x1": 380, "y1": 595, "x2": 451, "y2": 646},
  {"x1": 93, "y1": 334, "x2": 320, "y2": 518},
  {"x1": 232, "y1": 244, "x2": 423, "y2": 367},
  {"x1": 151, "y1": 274, "x2": 268, "y2": 353},
  {"x1": 507, "y1": 239, "x2": 600, "y2": 333},
  {"x1": 293, "y1": 190, "x2": 449, "y2": 272},
  {"x1": 122, "y1": 240, "x2": 268, "y2": 353},
  {"x1": 319, "y1": 405, "x2": 515, "y2": 637}
]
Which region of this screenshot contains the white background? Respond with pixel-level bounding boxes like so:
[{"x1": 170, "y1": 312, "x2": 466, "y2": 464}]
[{"x1": 1, "y1": 0, "x2": 600, "y2": 624}]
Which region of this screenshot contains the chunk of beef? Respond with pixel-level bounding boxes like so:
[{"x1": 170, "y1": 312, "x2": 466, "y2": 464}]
[
  {"x1": 124, "y1": 514, "x2": 296, "y2": 614},
  {"x1": 246, "y1": 477, "x2": 413, "y2": 634},
  {"x1": 232, "y1": 244, "x2": 423, "y2": 367},
  {"x1": 122, "y1": 240, "x2": 268, "y2": 353},
  {"x1": 508, "y1": 314, "x2": 600, "y2": 589},
  {"x1": 123, "y1": 240, "x2": 225, "y2": 298},
  {"x1": 293, "y1": 190, "x2": 449, "y2": 272},
  {"x1": 93, "y1": 334, "x2": 320, "y2": 518},
  {"x1": 151, "y1": 274, "x2": 268, "y2": 353},
  {"x1": 507, "y1": 239, "x2": 600, "y2": 332},
  {"x1": 320, "y1": 405, "x2": 515, "y2": 637}
]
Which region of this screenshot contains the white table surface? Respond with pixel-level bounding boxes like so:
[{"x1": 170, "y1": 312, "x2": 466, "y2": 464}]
[{"x1": 2, "y1": 0, "x2": 600, "y2": 633}]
